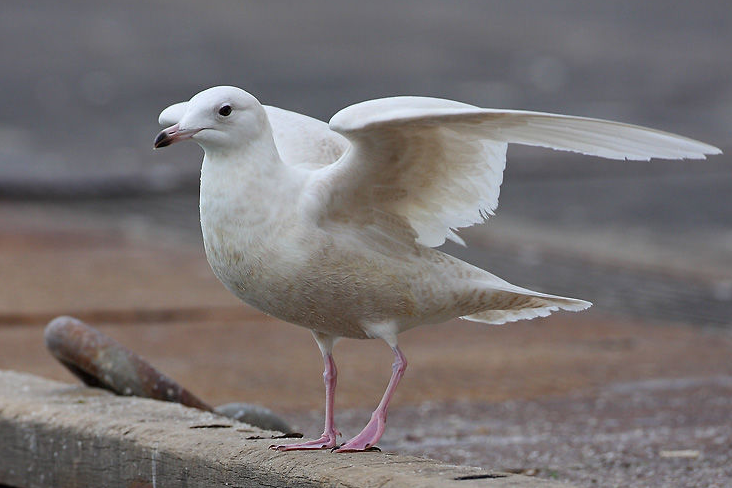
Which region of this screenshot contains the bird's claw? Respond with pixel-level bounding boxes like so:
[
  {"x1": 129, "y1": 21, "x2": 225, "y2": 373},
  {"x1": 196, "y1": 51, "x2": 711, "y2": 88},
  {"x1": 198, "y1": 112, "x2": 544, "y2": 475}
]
[{"x1": 269, "y1": 432, "x2": 339, "y2": 451}]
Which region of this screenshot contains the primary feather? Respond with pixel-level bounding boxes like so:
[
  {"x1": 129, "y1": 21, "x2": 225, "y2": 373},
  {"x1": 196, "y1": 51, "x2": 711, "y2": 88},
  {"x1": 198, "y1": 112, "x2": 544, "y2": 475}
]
[{"x1": 322, "y1": 96, "x2": 720, "y2": 247}]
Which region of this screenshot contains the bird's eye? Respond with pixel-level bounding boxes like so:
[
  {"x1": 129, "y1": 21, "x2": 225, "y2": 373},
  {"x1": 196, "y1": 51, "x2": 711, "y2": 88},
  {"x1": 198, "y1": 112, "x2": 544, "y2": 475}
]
[{"x1": 218, "y1": 104, "x2": 232, "y2": 117}]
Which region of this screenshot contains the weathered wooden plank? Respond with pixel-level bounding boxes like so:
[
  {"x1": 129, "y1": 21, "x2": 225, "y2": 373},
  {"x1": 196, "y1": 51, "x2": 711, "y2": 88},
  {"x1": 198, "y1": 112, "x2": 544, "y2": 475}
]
[{"x1": 0, "y1": 371, "x2": 574, "y2": 488}]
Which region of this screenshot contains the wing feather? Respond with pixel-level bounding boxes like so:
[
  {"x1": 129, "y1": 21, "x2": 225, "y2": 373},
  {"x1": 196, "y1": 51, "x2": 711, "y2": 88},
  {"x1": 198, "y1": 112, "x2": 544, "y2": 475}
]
[
  {"x1": 312, "y1": 96, "x2": 720, "y2": 247},
  {"x1": 264, "y1": 106, "x2": 348, "y2": 169}
]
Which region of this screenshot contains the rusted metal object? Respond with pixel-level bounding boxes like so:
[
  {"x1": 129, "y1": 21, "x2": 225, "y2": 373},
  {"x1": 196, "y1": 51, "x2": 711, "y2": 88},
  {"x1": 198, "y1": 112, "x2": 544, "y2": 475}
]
[
  {"x1": 45, "y1": 316, "x2": 214, "y2": 411},
  {"x1": 44, "y1": 316, "x2": 294, "y2": 433}
]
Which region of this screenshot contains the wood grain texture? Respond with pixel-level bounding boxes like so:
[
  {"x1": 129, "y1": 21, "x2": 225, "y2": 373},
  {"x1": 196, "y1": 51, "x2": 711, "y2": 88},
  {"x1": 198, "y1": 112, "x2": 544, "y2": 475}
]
[{"x1": 0, "y1": 370, "x2": 575, "y2": 488}]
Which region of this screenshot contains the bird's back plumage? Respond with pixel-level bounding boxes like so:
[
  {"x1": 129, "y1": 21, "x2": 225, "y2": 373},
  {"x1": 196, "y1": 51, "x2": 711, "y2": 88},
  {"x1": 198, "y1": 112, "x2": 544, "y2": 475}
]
[{"x1": 263, "y1": 105, "x2": 348, "y2": 169}]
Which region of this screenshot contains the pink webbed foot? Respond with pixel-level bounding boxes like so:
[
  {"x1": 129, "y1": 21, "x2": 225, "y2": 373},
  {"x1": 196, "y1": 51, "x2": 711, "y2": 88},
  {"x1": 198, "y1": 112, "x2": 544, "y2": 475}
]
[
  {"x1": 333, "y1": 412, "x2": 385, "y2": 452},
  {"x1": 271, "y1": 342, "x2": 341, "y2": 451},
  {"x1": 270, "y1": 429, "x2": 341, "y2": 451},
  {"x1": 334, "y1": 345, "x2": 407, "y2": 453}
]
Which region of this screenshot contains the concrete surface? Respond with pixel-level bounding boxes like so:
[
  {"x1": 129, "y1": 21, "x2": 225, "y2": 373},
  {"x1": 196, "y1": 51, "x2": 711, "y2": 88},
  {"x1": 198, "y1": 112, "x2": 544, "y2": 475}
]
[
  {"x1": 0, "y1": 370, "x2": 576, "y2": 488},
  {"x1": 293, "y1": 377, "x2": 732, "y2": 488}
]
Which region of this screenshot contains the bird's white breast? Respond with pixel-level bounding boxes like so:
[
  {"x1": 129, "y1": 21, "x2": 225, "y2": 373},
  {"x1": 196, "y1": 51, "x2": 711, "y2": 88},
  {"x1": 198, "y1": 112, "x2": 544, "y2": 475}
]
[
  {"x1": 198, "y1": 152, "x2": 422, "y2": 339},
  {"x1": 199, "y1": 150, "x2": 311, "y2": 307}
]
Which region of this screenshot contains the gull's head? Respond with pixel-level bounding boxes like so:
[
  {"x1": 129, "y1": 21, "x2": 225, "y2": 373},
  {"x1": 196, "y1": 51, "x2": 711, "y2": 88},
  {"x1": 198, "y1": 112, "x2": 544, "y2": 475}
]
[{"x1": 154, "y1": 86, "x2": 268, "y2": 154}]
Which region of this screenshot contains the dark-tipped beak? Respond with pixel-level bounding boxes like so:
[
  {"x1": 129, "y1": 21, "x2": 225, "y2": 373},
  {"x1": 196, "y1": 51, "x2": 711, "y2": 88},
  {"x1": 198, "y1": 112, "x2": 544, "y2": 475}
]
[{"x1": 153, "y1": 124, "x2": 201, "y2": 149}]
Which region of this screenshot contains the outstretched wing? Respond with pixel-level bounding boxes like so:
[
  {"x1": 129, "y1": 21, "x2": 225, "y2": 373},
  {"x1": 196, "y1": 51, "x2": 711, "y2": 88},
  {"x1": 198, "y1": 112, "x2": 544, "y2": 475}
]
[{"x1": 313, "y1": 96, "x2": 720, "y2": 247}]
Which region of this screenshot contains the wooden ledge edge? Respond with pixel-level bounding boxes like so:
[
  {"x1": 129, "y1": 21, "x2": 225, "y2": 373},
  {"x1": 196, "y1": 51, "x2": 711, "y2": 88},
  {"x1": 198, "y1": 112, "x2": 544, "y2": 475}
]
[{"x1": 0, "y1": 370, "x2": 575, "y2": 488}]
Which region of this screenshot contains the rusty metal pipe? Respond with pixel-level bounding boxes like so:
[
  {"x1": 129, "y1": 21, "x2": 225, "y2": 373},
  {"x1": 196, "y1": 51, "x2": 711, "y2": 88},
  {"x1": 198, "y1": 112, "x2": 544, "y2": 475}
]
[{"x1": 44, "y1": 316, "x2": 213, "y2": 411}]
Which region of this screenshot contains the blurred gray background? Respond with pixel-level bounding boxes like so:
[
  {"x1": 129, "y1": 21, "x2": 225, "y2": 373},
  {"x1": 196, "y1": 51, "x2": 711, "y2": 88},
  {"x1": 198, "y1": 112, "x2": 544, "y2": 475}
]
[{"x1": 2, "y1": 0, "x2": 731, "y2": 325}]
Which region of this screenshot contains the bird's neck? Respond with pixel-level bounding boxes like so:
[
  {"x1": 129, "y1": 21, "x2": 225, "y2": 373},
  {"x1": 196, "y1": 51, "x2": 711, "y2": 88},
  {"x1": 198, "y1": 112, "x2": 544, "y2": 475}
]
[{"x1": 199, "y1": 132, "x2": 301, "y2": 249}]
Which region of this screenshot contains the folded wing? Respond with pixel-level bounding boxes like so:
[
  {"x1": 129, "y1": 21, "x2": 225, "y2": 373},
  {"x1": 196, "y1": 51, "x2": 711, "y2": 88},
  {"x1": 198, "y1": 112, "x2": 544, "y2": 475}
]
[{"x1": 264, "y1": 106, "x2": 348, "y2": 169}]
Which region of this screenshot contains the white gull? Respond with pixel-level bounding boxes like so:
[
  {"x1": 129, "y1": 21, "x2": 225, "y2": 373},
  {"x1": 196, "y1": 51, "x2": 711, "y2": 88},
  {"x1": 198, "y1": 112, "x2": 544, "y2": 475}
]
[{"x1": 154, "y1": 86, "x2": 720, "y2": 452}]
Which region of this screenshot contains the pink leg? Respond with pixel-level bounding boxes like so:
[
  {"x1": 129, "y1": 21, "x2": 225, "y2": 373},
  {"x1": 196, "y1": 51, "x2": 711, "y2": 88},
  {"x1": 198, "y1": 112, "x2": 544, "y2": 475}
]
[
  {"x1": 334, "y1": 346, "x2": 407, "y2": 452},
  {"x1": 270, "y1": 352, "x2": 341, "y2": 450}
]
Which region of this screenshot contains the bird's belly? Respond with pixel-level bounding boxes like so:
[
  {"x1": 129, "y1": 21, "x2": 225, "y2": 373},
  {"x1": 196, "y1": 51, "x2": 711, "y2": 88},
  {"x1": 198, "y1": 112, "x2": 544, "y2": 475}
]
[{"x1": 205, "y1": 240, "x2": 420, "y2": 339}]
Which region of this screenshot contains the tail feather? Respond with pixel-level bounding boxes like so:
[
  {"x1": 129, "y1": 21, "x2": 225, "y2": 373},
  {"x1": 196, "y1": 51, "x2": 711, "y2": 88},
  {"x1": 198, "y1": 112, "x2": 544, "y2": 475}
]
[{"x1": 461, "y1": 285, "x2": 591, "y2": 325}]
